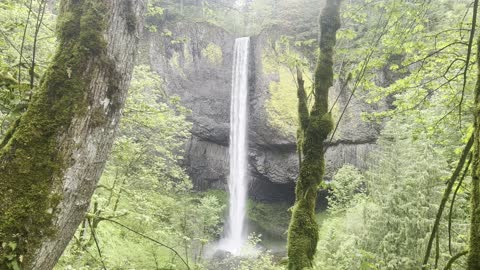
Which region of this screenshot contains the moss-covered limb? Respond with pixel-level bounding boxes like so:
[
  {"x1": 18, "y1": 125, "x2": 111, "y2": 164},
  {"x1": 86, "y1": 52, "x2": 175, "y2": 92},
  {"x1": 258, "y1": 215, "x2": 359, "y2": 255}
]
[
  {"x1": 297, "y1": 68, "x2": 309, "y2": 166},
  {"x1": 297, "y1": 68, "x2": 309, "y2": 133},
  {"x1": 0, "y1": 0, "x2": 111, "y2": 268},
  {"x1": 287, "y1": 1, "x2": 341, "y2": 269},
  {"x1": 0, "y1": 118, "x2": 21, "y2": 150},
  {"x1": 469, "y1": 35, "x2": 480, "y2": 270},
  {"x1": 312, "y1": 0, "x2": 341, "y2": 115},
  {"x1": 288, "y1": 127, "x2": 331, "y2": 270},
  {"x1": 287, "y1": 192, "x2": 319, "y2": 270},
  {"x1": 421, "y1": 134, "x2": 474, "y2": 269},
  {"x1": 288, "y1": 109, "x2": 334, "y2": 270}
]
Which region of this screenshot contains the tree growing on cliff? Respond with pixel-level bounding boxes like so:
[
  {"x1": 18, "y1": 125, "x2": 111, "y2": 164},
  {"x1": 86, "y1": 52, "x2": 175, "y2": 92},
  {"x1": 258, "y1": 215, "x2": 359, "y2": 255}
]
[
  {"x1": 0, "y1": 0, "x2": 145, "y2": 269},
  {"x1": 287, "y1": 0, "x2": 342, "y2": 269}
]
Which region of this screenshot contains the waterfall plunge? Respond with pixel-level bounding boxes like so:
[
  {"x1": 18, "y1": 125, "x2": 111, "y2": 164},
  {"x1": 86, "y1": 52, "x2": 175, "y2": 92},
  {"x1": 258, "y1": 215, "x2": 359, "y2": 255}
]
[{"x1": 219, "y1": 37, "x2": 251, "y2": 255}]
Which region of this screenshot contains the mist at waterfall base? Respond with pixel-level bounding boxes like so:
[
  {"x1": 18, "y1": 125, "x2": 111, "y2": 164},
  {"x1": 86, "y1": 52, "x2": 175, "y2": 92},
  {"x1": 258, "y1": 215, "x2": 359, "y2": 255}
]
[{"x1": 207, "y1": 37, "x2": 259, "y2": 258}]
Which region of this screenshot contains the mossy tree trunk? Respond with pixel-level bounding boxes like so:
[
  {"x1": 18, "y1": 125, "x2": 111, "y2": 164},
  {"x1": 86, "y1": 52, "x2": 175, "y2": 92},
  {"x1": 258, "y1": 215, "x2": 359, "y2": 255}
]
[
  {"x1": 287, "y1": 0, "x2": 341, "y2": 269},
  {"x1": 0, "y1": 0, "x2": 145, "y2": 269},
  {"x1": 469, "y1": 34, "x2": 480, "y2": 270}
]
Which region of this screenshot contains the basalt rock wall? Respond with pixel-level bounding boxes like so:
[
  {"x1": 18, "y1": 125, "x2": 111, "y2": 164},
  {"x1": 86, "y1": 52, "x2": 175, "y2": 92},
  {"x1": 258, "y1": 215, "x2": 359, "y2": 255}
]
[{"x1": 142, "y1": 22, "x2": 384, "y2": 203}]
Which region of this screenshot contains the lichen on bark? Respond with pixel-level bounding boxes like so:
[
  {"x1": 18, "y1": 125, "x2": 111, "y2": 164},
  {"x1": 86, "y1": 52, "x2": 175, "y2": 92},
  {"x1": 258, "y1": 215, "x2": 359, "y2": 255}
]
[
  {"x1": 287, "y1": 0, "x2": 341, "y2": 269},
  {"x1": 0, "y1": 0, "x2": 111, "y2": 267}
]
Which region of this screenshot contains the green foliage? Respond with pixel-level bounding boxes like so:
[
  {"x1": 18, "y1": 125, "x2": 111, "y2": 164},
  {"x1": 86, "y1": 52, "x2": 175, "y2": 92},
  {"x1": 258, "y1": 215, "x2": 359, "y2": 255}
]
[
  {"x1": 0, "y1": 1, "x2": 477, "y2": 269},
  {"x1": 146, "y1": 0, "x2": 247, "y2": 35},
  {"x1": 148, "y1": 0, "x2": 323, "y2": 39},
  {"x1": 0, "y1": 0, "x2": 56, "y2": 136},
  {"x1": 315, "y1": 118, "x2": 470, "y2": 270},
  {"x1": 202, "y1": 43, "x2": 223, "y2": 65},
  {"x1": 247, "y1": 0, "x2": 322, "y2": 41},
  {"x1": 234, "y1": 251, "x2": 283, "y2": 270},
  {"x1": 56, "y1": 66, "x2": 227, "y2": 270},
  {"x1": 315, "y1": 210, "x2": 372, "y2": 270},
  {"x1": 327, "y1": 165, "x2": 365, "y2": 212},
  {"x1": 338, "y1": 0, "x2": 474, "y2": 135}
]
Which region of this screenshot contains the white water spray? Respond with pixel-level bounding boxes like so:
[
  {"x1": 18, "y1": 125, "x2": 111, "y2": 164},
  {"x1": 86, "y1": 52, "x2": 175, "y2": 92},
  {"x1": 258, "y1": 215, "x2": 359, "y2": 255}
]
[{"x1": 219, "y1": 37, "x2": 250, "y2": 254}]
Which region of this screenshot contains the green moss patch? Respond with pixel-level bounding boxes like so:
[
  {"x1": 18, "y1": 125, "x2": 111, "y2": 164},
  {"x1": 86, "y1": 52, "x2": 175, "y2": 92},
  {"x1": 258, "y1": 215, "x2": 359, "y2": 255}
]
[{"x1": 0, "y1": 0, "x2": 112, "y2": 267}]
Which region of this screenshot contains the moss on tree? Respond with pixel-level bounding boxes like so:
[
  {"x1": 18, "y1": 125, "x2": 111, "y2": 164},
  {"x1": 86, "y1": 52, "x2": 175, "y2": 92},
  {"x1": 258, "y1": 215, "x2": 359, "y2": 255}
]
[
  {"x1": 468, "y1": 34, "x2": 480, "y2": 270},
  {"x1": 296, "y1": 67, "x2": 309, "y2": 166},
  {"x1": 0, "y1": 0, "x2": 111, "y2": 268},
  {"x1": 287, "y1": 0, "x2": 341, "y2": 269}
]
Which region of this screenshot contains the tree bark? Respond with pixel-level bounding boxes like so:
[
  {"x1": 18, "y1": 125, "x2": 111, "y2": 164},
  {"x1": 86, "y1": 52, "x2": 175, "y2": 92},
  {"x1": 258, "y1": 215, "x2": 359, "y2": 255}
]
[
  {"x1": 468, "y1": 31, "x2": 480, "y2": 270},
  {"x1": 0, "y1": 0, "x2": 145, "y2": 269},
  {"x1": 287, "y1": 1, "x2": 341, "y2": 269}
]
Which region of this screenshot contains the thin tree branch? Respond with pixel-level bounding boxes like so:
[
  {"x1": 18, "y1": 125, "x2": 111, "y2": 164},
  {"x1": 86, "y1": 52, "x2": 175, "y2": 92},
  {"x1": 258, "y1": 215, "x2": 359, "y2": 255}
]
[
  {"x1": 92, "y1": 216, "x2": 191, "y2": 270},
  {"x1": 0, "y1": 29, "x2": 31, "y2": 64},
  {"x1": 18, "y1": 0, "x2": 34, "y2": 86},
  {"x1": 458, "y1": 0, "x2": 479, "y2": 127},
  {"x1": 435, "y1": 231, "x2": 440, "y2": 269},
  {"x1": 448, "y1": 152, "x2": 472, "y2": 255},
  {"x1": 87, "y1": 218, "x2": 108, "y2": 270},
  {"x1": 324, "y1": 0, "x2": 396, "y2": 153},
  {"x1": 443, "y1": 250, "x2": 468, "y2": 270},
  {"x1": 30, "y1": 0, "x2": 48, "y2": 90},
  {"x1": 324, "y1": 49, "x2": 373, "y2": 153},
  {"x1": 329, "y1": 73, "x2": 352, "y2": 113},
  {"x1": 72, "y1": 235, "x2": 103, "y2": 265},
  {"x1": 402, "y1": 41, "x2": 468, "y2": 69},
  {"x1": 422, "y1": 134, "x2": 474, "y2": 269}
]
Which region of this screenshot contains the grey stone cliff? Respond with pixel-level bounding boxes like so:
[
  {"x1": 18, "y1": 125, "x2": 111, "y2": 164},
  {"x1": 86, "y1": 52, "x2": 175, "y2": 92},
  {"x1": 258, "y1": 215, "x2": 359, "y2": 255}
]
[{"x1": 142, "y1": 22, "x2": 382, "y2": 203}]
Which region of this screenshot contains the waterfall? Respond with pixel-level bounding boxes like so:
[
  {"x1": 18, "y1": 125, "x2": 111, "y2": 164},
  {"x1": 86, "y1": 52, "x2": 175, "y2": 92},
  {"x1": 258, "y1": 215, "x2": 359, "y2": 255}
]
[{"x1": 220, "y1": 37, "x2": 250, "y2": 254}]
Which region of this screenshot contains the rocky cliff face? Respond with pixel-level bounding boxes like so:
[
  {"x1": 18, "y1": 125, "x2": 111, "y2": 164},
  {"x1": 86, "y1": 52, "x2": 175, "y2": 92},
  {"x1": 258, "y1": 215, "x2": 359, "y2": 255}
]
[{"x1": 142, "y1": 22, "x2": 383, "y2": 203}]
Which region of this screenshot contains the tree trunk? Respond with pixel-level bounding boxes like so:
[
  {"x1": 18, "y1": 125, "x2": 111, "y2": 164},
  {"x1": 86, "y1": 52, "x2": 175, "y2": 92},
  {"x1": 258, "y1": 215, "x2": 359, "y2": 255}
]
[
  {"x1": 0, "y1": 0, "x2": 145, "y2": 269},
  {"x1": 287, "y1": 1, "x2": 341, "y2": 269},
  {"x1": 468, "y1": 33, "x2": 480, "y2": 270}
]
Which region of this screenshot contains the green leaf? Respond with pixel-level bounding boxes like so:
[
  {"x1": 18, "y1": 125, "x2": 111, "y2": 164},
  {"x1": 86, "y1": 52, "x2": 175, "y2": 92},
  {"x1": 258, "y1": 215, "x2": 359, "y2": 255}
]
[{"x1": 8, "y1": 242, "x2": 16, "y2": 251}]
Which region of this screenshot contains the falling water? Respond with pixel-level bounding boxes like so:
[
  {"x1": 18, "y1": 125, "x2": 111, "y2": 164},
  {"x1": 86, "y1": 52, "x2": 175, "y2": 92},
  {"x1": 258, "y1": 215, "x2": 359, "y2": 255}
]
[{"x1": 219, "y1": 37, "x2": 251, "y2": 254}]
